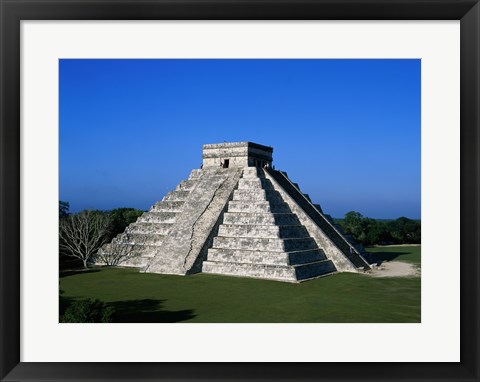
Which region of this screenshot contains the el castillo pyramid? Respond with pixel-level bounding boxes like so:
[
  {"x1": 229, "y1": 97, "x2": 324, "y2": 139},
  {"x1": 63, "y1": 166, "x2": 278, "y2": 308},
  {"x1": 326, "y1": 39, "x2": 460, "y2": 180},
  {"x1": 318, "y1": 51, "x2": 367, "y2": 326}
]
[{"x1": 97, "y1": 142, "x2": 370, "y2": 282}]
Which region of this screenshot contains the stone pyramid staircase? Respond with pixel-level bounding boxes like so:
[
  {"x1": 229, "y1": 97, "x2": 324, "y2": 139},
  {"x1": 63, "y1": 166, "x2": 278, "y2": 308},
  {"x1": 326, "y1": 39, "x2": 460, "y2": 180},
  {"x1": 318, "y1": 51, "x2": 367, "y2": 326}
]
[
  {"x1": 96, "y1": 169, "x2": 201, "y2": 268},
  {"x1": 202, "y1": 167, "x2": 336, "y2": 282}
]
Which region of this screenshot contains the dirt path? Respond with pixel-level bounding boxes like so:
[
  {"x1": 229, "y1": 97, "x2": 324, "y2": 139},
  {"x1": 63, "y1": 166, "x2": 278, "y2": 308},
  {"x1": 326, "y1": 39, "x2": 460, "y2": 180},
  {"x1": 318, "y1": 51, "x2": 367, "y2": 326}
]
[{"x1": 367, "y1": 261, "x2": 420, "y2": 277}]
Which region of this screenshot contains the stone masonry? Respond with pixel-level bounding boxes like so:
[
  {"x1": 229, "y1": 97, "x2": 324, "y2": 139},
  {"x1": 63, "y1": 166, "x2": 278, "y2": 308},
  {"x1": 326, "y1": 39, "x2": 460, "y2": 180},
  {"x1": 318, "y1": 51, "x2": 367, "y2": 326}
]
[{"x1": 97, "y1": 142, "x2": 370, "y2": 282}]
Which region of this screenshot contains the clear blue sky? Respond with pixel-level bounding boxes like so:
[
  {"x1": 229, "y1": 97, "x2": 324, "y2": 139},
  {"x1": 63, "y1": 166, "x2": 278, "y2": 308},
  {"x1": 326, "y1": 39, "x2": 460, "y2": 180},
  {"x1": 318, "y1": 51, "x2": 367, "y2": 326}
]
[{"x1": 60, "y1": 59, "x2": 420, "y2": 219}]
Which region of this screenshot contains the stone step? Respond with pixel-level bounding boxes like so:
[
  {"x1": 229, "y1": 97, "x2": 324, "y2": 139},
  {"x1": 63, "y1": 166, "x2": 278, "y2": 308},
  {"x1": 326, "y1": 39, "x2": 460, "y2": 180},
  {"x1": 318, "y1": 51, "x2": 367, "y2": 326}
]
[
  {"x1": 242, "y1": 167, "x2": 266, "y2": 179},
  {"x1": 227, "y1": 201, "x2": 292, "y2": 213},
  {"x1": 232, "y1": 189, "x2": 283, "y2": 202},
  {"x1": 222, "y1": 212, "x2": 301, "y2": 226},
  {"x1": 237, "y1": 178, "x2": 274, "y2": 190},
  {"x1": 217, "y1": 224, "x2": 309, "y2": 239},
  {"x1": 125, "y1": 222, "x2": 173, "y2": 235},
  {"x1": 202, "y1": 259, "x2": 336, "y2": 282},
  {"x1": 212, "y1": 236, "x2": 318, "y2": 252},
  {"x1": 232, "y1": 189, "x2": 267, "y2": 201},
  {"x1": 150, "y1": 200, "x2": 185, "y2": 212},
  {"x1": 163, "y1": 190, "x2": 190, "y2": 201},
  {"x1": 176, "y1": 179, "x2": 197, "y2": 191},
  {"x1": 207, "y1": 248, "x2": 327, "y2": 266},
  {"x1": 136, "y1": 211, "x2": 178, "y2": 224}
]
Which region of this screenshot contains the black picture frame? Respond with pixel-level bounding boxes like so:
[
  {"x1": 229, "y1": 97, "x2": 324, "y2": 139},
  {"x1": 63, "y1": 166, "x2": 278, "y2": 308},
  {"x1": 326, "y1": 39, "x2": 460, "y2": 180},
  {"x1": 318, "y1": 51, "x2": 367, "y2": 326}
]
[{"x1": 1, "y1": 1, "x2": 479, "y2": 381}]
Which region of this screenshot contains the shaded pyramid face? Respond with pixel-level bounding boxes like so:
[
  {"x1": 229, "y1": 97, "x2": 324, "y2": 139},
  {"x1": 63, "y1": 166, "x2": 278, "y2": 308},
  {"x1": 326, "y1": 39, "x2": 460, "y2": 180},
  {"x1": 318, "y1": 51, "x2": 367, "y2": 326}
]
[{"x1": 97, "y1": 142, "x2": 370, "y2": 282}]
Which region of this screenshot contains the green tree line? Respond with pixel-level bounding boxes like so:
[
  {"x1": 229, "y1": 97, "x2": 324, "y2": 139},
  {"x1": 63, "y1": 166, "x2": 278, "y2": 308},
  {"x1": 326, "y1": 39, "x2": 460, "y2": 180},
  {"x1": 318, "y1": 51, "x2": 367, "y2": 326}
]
[{"x1": 334, "y1": 211, "x2": 421, "y2": 246}]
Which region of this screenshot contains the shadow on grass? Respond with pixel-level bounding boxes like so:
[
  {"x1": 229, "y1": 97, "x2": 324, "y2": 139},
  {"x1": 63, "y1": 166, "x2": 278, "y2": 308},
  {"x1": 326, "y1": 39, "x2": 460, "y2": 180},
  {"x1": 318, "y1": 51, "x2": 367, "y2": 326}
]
[
  {"x1": 109, "y1": 299, "x2": 196, "y2": 323},
  {"x1": 59, "y1": 255, "x2": 84, "y2": 270},
  {"x1": 368, "y1": 251, "x2": 410, "y2": 266},
  {"x1": 59, "y1": 269, "x2": 102, "y2": 278},
  {"x1": 59, "y1": 293, "x2": 75, "y2": 317},
  {"x1": 59, "y1": 296, "x2": 196, "y2": 323}
]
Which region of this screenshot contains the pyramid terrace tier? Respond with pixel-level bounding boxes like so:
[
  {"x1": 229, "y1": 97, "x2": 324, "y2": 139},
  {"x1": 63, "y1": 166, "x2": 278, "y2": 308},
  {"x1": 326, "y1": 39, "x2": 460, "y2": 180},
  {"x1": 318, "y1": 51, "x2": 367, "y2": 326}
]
[
  {"x1": 136, "y1": 211, "x2": 179, "y2": 224},
  {"x1": 211, "y1": 236, "x2": 319, "y2": 252},
  {"x1": 150, "y1": 200, "x2": 186, "y2": 212},
  {"x1": 227, "y1": 201, "x2": 292, "y2": 213},
  {"x1": 115, "y1": 233, "x2": 168, "y2": 246},
  {"x1": 217, "y1": 224, "x2": 310, "y2": 239},
  {"x1": 113, "y1": 255, "x2": 153, "y2": 269},
  {"x1": 207, "y1": 248, "x2": 328, "y2": 266},
  {"x1": 232, "y1": 189, "x2": 283, "y2": 201},
  {"x1": 107, "y1": 243, "x2": 162, "y2": 258},
  {"x1": 175, "y1": 179, "x2": 197, "y2": 191},
  {"x1": 202, "y1": 258, "x2": 336, "y2": 282},
  {"x1": 125, "y1": 222, "x2": 174, "y2": 235},
  {"x1": 221, "y1": 212, "x2": 302, "y2": 225},
  {"x1": 97, "y1": 243, "x2": 160, "y2": 269},
  {"x1": 162, "y1": 190, "x2": 191, "y2": 201},
  {"x1": 236, "y1": 177, "x2": 275, "y2": 190}
]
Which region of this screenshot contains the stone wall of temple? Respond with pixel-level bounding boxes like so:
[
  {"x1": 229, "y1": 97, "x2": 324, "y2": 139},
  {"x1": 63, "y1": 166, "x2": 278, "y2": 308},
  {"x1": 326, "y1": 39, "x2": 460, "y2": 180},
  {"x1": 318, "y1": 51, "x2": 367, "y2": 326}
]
[{"x1": 202, "y1": 141, "x2": 273, "y2": 168}]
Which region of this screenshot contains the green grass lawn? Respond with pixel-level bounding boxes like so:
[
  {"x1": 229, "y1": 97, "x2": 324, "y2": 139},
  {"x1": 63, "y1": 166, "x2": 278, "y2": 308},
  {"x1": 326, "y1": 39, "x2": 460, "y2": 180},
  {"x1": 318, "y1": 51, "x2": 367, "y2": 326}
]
[{"x1": 59, "y1": 245, "x2": 421, "y2": 323}]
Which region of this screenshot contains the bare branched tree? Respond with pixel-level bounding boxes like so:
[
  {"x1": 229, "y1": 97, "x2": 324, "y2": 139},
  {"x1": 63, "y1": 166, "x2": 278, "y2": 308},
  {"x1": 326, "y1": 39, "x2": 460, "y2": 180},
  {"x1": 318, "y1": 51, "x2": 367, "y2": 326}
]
[
  {"x1": 96, "y1": 232, "x2": 144, "y2": 266},
  {"x1": 59, "y1": 210, "x2": 111, "y2": 268}
]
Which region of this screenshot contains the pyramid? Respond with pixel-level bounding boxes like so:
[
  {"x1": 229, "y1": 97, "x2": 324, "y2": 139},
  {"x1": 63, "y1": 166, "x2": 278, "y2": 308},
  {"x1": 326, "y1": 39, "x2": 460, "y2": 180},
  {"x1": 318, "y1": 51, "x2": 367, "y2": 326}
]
[{"x1": 97, "y1": 142, "x2": 370, "y2": 282}]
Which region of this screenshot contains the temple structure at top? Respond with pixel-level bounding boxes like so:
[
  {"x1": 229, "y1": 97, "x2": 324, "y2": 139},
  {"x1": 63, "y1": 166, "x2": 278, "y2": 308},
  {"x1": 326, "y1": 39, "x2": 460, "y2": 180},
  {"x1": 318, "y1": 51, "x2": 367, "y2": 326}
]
[
  {"x1": 202, "y1": 142, "x2": 273, "y2": 168},
  {"x1": 96, "y1": 141, "x2": 371, "y2": 282}
]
